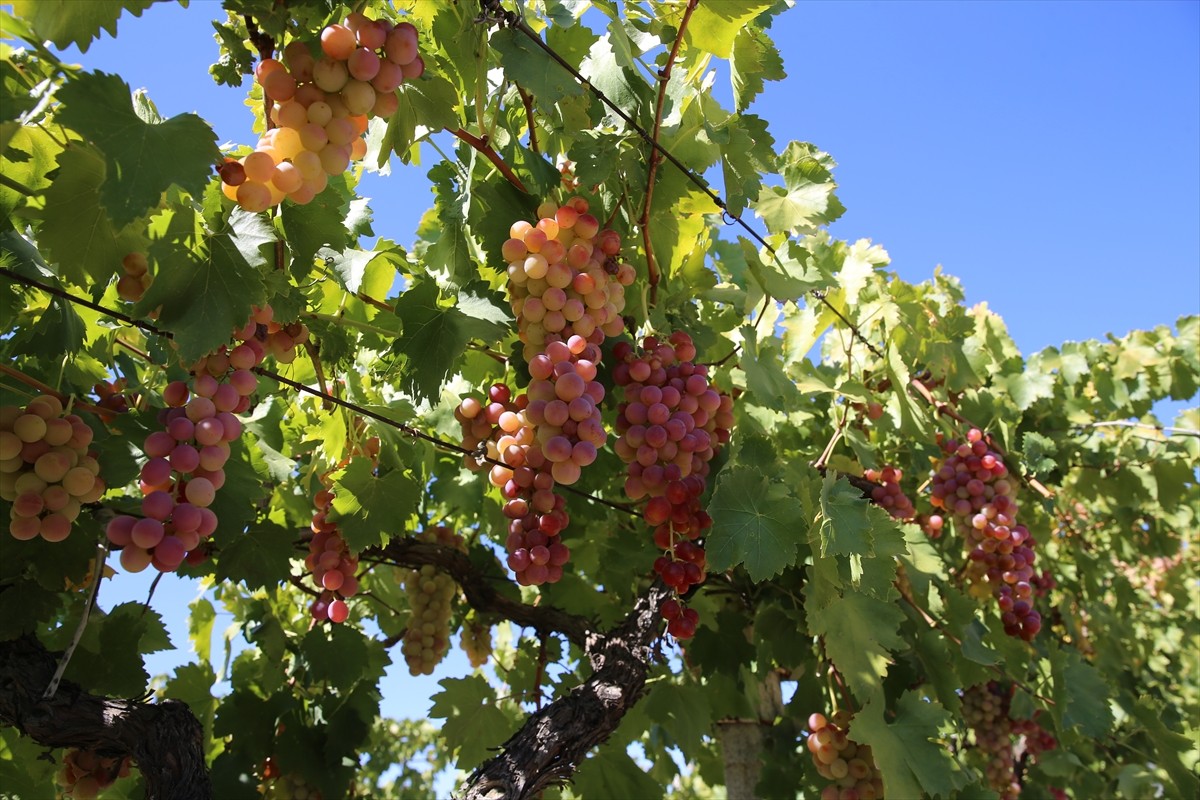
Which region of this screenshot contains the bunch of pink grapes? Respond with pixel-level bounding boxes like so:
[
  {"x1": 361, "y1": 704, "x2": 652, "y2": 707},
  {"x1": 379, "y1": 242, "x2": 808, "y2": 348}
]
[
  {"x1": 219, "y1": 13, "x2": 424, "y2": 211},
  {"x1": 805, "y1": 710, "x2": 884, "y2": 800},
  {"x1": 862, "y1": 466, "x2": 915, "y2": 520},
  {"x1": 930, "y1": 429, "x2": 1042, "y2": 640},
  {"x1": 105, "y1": 307, "x2": 293, "y2": 572},
  {"x1": 455, "y1": 196, "x2": 635, "y2": 586},
  {"x1": 612, "y1": 331, "x2": 734, "y2": 639},
  {"x1": 306, "y1": 487, "x2": 359, "y2": 624},
  {"x1": 2, "y1": 395, "x2": 104, "y2": 542},
  {"x1": 962, "y1": 681, "x2": 1059, "y2": 800}
]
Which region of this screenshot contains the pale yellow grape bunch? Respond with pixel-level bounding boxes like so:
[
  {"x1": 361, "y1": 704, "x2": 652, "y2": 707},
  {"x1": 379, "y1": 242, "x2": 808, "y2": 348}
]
[
  {"x1": 459, "y1": 616, "x2": 493, "y2": 668},
  {"x1": 1, "y1": 395, "x2": 104, "y2": 542},
  {"x1": 400, "y1": 526, "x2": 464, "y2": 676},
  {"x1": 220, "y1": 12, "x2": 425, "y2": 212}
]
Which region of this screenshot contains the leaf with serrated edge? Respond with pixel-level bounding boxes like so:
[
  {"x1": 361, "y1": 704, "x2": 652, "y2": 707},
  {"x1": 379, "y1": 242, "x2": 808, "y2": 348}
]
[{"x1": 707, "y1": 467, "x2": 802, "y2": 581}]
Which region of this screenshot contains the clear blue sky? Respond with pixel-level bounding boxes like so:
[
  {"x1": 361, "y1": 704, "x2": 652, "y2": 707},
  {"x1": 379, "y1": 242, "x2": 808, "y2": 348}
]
[{"x1": 24, "y1": 0, "x2": 1200, "y2": 741}]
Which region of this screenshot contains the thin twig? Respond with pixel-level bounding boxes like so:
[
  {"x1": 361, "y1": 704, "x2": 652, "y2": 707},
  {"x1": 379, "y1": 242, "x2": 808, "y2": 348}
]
[
  {"x1": 0, "y1": 267, "x2": 172, "y2": 339},
  {"x1": 448, "y1": 127, "x2": 529, "y2": 193},
  {"x1": 516, "y1": 85, "x2": 539, "y2": 153},
  {"x1": 638, "y1": 0, "x2": 698, "y2": 306},
  {"x1": 44, "y1": 541, "x2": 110, "y2": 699}
]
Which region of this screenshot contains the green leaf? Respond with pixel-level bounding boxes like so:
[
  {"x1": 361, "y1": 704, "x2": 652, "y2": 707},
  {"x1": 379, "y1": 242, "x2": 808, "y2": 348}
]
[
  {"x1": 739, "y1": 323, "x2": 804, "y2": 408},
  {"x1": 491, "y1": 28, "x2": 584, "y2": 105},
  {"x1": 1127, "y1": 695, "x2": 1200, "y2": 800},
  {"x1": 213, "y1": 522, "x2": 297, "y2": 591},
  {"x1": 300, "y1": 624, "x2": 377, "y2": 690},
  {"x1": 573, "y1": 744, "x2": 666, "y2": 800},
  {"x1": 807, "y1": 591, "x2": 905, "y2": 703},
  {"x1": 719, "y1": 115, "x2": 776, "y2": 217},
  {"x1": 330, "y1": 458, "x2": 421, "y2": 551},
  {"x1": 729, "y1": 25, "x2": 784, "y2": 112},
  {"x1": 133, "y1": 230, "x2": 267, "y2": 362},
  {"x1": 63, "y1": 601, "x2": 172, "y2": 697},
  {"x1": 390, "y1": 280, "x2": 509, "y2": 404},
  {"x1": 429, "y1": 675, "x2": 514, "y2": 768},
  {"x1": 685, "y1": 0, "x2": 775, "y2": 58},
  {"x1": 816, "y1": 473, "x2": 875, "y2": 557},
  {"x1": 852, "y1": 691, "x2": 976, "y2": 799},
  {"x1": 10, "y1": 0, "x2": 154, "y2": 53},
  {"x1": 57, "y1": 73, "x2": 219, "y2": 227},
  {"x1": 642, "y1": 682, "x2": 713, "y2": 759},
  {"x1": 706, "y1": 466, "x2": 803, "y2": 581},
  {"x1": 1048, "y1": 646, "x2": 1113, "y2": 738},
  {"x1": 39, "y1": 144, "x2": 142, "y2": 286}
]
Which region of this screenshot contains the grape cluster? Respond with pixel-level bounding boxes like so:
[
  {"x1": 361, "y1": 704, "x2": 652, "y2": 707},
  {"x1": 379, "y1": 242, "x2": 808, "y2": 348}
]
[
  {"x1": 219, "y1": 13, "x2": 424, "y2": 212},
  {"x1": 2, "y1": 395, "x2": 104, "y2": 542},
  {"x1": 862, "y1": 466, "x2": 915, "y2": 520},
  {"x1": 54, "y1": 748, "x2": 131, "y2": 799},
  {"x1": 612, "y1": 332, "x2": 734, "y2": 638},
  {"x1": 401, "y1": 526, "x2": 464, "y2": 676},
  {"x1": 104, "y1": 309, "x2": 284, "y2": 572},
  {"x1": 306, "y1": 487, "x2": 359, "y2": 624},
  {"x1": 259, "y1": 768, "x2": 324, "y2": 800},
  {"x1": 962, "y1": 682, "x2": 1058, "y2": 800},
  {"x1": 92, "y1": 378, "x2": 133, "y2": 420},
  {"x1": 930, "y1": 429, "x2": 1042, "y2": 640},
  {"x1": 456, "y1": 196, "x2": 635, "y2": 585},
  {"x1": 116, "y1": 252, "x2": 152, "y2": 303},
  {"x1": 805, "y1": 711, "x2": 885, "y2": 800},
  {"x1": 459, "y1": 615, "x2": 492, "y2": 668}
]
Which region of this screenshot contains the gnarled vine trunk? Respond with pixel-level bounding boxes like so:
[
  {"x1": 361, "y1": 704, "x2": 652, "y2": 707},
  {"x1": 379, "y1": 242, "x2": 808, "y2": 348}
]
[{"x1": 0, "y1": 634, "x2": 211, "y2": 800}]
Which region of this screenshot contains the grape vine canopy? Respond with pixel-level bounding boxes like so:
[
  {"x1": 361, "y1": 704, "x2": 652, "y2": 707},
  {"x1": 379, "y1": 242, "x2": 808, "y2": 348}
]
[{"x1": 0, "y1": 1, "x2": 1197, "y2": 799}]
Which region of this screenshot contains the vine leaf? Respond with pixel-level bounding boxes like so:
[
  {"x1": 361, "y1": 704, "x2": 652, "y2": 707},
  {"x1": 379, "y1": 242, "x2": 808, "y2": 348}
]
[
  {"x1": 685, "y1": 0, "x2": 775, "y2": 59},
  {"x1": 808, "y1": 590, "x2": 905, "y2": 702},
  {"x1": 57, "y1": 72, "x2": 219, "y2": 227},
  {"x1": 730, "y1": 25, "x2": 785, "y2": 112},
  {"x1": 492, "y1": 28, "x2": 584, "y2": 104},
  {"x1": 390, "y1": 280, "x2": 509, "y2": 404},
  {"x1": 815, "y1": 473, "x2": 877, "y2": 557},
  {"x1": 429, "y1": 675, "x2": 512, "y2": 768},
  {"x1": 330, "y1": 459, "x2": 421, "y2": 552},
  {"x1": 851, "y1": 691, "x2": 976, "y2": 799},
  {"x1": 9, "y1": 0, "x2": 154, "y2": 53},
  {"x1": 706, "y1": 466, "x2": 801, "y2": 581},
  {"x1": 133, "y1": 230, "x2": 267, "y2": 363},
  {"x1": 39, "y1": 144, "x2": 143, "y2": 286}
]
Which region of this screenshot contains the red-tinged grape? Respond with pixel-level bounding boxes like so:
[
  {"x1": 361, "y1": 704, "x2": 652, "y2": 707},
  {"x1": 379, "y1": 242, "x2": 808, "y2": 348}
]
[
  {"x1": 120, "y1": 545, "x2": 152, "y2": 573},
  {"x1": 185, "y1": 477, "x2": 216, "y2": 507},
  {"x1": 141, "y1": 490, "x2": 174, "y2": 521},
  {"x1": 131, "y1": 517, "x2": 165, "y2": 549},
  {"x1": 320, "y1": 23, "x2": 356, "y2": 60},
  {"x1": 9, "y1": 515, "x2": 39, "y2": 540},
  {"x1": 328, "y1": 599, "x2": 349, "y2": 623},
  {"x1": 385, "y1": 23, "x2": 419, "y2": 65},
  {"x1": 154, "y1": 536, "x2": 187, "y2": 570}
]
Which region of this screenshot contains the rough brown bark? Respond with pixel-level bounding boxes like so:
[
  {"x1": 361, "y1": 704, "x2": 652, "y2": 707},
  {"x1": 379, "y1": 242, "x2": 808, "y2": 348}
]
[
  {"x1": 0, "y1": 634, "x2": 211, "y2": 800},
  {"x1": 458, "y1": 584, "x2": 671, "y2": 800}
]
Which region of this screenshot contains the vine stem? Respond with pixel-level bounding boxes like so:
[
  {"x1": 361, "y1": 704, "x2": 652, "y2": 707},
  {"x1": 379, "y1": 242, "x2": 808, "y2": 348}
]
[
  {"x1": 907, "y1": 377, "x2": 1054, "y2": 499},
  {"x1": 0, "y1": 172, "x2": 36, "y2": 196},
  {"x1": 638, "y1": 0, "x2": 698, "y2": 307},
  {"x1": 43, "y1": 541, "x2": 110, "y2": 699},
  {"x1": 0, "y1": 363, "x2": 108, "y2": 417},
  {"x1": 307, "y1": 311, "x2": 396, "y2": 339},
  {"x1": 516, "y1": 84, "x2": 539, "y2": 153},
  {"x1": 448, "y1": 127, "x2": 528, "y2": 193}
]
